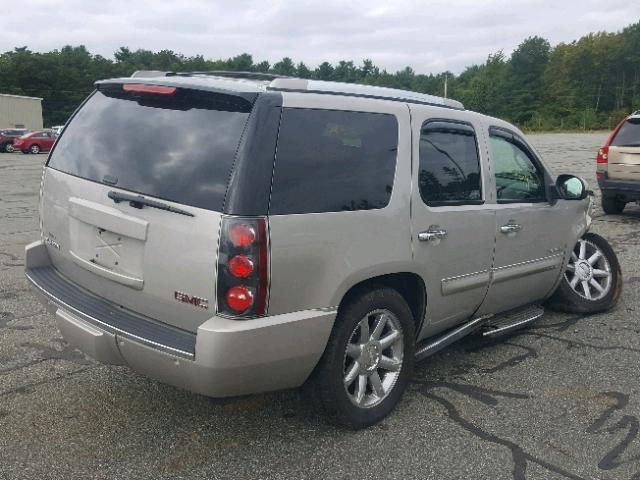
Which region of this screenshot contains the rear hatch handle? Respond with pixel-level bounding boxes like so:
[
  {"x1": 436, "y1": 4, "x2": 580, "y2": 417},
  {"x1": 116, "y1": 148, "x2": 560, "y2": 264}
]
[{"x1": 107, "y1": 191, "x2": 194, "y2": 217}]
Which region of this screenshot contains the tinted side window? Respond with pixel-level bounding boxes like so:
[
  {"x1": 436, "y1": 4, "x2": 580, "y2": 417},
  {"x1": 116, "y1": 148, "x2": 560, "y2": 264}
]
[
  {"x1": 269, "y1": 108, "x2": 398, "y2": 214},
  {"x1": 419, "y1": 121, "x2": 482, "y2": 206},
  {"x1": 489, "y1": 134, "x2": 546, "y2": 203}
]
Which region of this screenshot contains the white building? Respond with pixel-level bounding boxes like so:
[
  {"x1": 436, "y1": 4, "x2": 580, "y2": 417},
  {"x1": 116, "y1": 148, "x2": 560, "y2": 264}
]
[{"x1": 0, "y1": 93, "x2": 43, "y2": 130}]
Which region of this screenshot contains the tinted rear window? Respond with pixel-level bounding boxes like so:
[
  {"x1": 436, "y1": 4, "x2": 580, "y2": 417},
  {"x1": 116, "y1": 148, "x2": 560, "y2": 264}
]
[
  {"x1": 48, "y1": 86, "x2": 253, "y2": 211},
  {"x1": 612, "y1": 118, "x2": 640, "y2": 147},
  {"x1": 269, "y1": 108, "x2": 398, "y2": 214}
]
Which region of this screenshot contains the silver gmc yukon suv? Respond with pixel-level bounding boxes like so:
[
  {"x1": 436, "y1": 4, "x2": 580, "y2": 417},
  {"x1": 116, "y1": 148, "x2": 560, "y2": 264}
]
[{"x1": 25, "y1": 72, "x2": 622, "y2": 428}]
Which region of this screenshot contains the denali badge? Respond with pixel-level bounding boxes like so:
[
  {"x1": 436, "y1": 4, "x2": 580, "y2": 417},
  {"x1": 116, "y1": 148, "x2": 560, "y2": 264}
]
[
  {"x1": 44, "y1": 234, "x2": 61, "y2": 250},
  {"x1": 174, "y1": 291, "x2": 209, "y2": 310}
]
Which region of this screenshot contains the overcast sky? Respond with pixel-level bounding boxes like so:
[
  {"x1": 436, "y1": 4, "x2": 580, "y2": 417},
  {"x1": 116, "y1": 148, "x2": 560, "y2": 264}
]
[{"x1": 2, "y1": 0, "x2": 639, "y2": 74}]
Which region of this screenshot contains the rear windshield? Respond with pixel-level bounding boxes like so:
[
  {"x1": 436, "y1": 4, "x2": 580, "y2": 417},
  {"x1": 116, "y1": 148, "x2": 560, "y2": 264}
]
[
  {"x1": 48, "y1": 86, "x2": 253, "y2": 211},
  {"x1": 612, "y1": 118, "x2": 640, "y2": 147}
]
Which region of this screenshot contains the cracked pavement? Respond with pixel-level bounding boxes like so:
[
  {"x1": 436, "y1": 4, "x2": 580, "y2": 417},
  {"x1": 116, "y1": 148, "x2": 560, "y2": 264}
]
[{"x1": 1, "y1": 133, "x2": 640, "y2": 479}]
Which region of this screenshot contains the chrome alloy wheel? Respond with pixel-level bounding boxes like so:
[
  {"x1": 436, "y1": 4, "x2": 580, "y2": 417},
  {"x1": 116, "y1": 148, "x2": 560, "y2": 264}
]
[
  {"x1": 343, "y1": 309, "x2": 404, "y2": 408},
  {"x1": 565, "y1": 238, "x2": 612, "y2": 301}
]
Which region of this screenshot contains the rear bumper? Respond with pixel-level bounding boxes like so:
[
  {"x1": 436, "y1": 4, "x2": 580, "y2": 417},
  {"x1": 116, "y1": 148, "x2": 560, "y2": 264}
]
[
  {"x1": 25, "y1": 240, "x2": 336, "y2": 397},
  {"x1": 598, "y1": 178, "x2": 640, "y2": 200}
]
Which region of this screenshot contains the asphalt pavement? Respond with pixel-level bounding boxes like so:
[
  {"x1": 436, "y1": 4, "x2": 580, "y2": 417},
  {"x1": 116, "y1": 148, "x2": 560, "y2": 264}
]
[{"x1": 1, "y1": 132, "x2": 639, "y2": 479}]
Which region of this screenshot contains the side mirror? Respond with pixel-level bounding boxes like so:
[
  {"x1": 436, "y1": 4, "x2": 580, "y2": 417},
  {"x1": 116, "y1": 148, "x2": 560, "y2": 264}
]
[{"x1": 556, "y1": 174, "x2": 588, "y2": 200}]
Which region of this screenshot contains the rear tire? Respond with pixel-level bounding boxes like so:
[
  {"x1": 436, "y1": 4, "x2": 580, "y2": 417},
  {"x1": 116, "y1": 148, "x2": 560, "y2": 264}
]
[
  {"x1": 29, "y1": 144, "x2": 40, "y2": 154},
  {"x1": 2, "y1": 142, "x2": 13, "y2": 153},
  {"x1": 601, "y1": 195, "x2": 626, "y2": 214},
  {"x1": 308, "y1": 287, "x2": 415, "y2": 429},
  {"x1": 547, "y1": 233, "x2": 622, "y2": 314}
]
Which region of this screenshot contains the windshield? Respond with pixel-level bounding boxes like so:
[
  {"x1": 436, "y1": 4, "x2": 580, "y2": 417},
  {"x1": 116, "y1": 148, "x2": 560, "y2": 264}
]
[{"x1": 48, "y1": 86, "x2": 253, "y2": 211}]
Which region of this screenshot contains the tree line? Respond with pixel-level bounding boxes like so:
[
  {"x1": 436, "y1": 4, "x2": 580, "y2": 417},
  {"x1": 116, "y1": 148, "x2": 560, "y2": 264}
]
[{"x1": 0, "y1": 21, "x2": 638, "y2": 129}]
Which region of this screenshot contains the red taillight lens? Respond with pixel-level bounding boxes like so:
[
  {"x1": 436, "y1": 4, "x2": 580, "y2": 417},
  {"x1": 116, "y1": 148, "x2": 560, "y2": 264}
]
[
  {"x1": 228, "y1": 255, "x2": 254, "y2": 278},
  {"x1": 225, "y1": 285, "x2": 254, "y2": 312},
  {"x1": 228, "y1": 224, "x2": 256, "y2": 248},
  {"x1": 122, "y1": 84, "x2": 177, "y2": 95},
  {"x1": 217, "y1": 217, "x2": 269, "y2": 318},
  {"x1": 596, "y1": 146, "x2": 608, "y2": 164}
]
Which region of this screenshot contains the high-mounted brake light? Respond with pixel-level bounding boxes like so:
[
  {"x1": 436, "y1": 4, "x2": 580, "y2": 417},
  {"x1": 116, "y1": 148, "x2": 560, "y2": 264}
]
[
  {"x1": 122, "y1": 84, "x2": 177, "y2": 95},
  {"x1": 217, "y1": 217, "x2": 269, "y2": 318}
]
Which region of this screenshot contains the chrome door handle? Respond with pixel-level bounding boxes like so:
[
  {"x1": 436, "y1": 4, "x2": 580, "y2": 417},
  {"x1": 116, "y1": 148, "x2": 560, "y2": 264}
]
[
  {"x1": 500, "y1": 222, "x2": 522, "y2": 234},
  {"x1": 418, "y1": 227, "x2": 448, "y2": 242}
]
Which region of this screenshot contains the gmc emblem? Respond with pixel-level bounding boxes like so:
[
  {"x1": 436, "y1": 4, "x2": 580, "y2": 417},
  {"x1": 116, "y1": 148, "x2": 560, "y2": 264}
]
[{"x1": 174, "y1": 291, "x2": 209, "y2": 310}]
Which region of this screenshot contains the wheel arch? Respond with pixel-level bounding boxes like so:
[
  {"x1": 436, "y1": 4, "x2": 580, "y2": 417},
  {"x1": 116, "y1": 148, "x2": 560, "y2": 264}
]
[{"x1": 336, "y1": 272, "x2": 427, "y2": 337}]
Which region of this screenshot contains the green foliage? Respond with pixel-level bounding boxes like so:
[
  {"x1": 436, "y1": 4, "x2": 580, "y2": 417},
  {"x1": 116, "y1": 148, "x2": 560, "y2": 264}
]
[{"x1": 1, "y1": 21, "x2": 639, "y2": 129}]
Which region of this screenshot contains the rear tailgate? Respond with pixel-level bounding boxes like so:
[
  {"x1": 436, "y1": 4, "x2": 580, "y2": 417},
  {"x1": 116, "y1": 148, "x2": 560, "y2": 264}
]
[
  {"x1": 608, "y1": 146, "x2": 640, "y2": 181},
  {"x1": 609, "y1": 117, "x2": 640, "y2": 181},
  {"x1": 42, "y1": 83, "x2": 254, "y2": 332}
]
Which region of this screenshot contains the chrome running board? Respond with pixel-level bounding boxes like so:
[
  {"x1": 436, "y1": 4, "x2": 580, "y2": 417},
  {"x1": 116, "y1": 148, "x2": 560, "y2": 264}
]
[
  {"x1": 414, "y1": 304, "x2": 545, "y2": 362},
  {"x1": 414, "y1": 314, "x2": 493, "y2": 362},
  {"x1": 480, "y1": 305, "x2": 544, "y2": 338}
]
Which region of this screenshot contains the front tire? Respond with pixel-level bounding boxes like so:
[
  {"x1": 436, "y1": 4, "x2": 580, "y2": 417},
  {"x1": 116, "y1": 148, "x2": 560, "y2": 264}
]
[
  {"x1": 2, "y1": 142, "x2": 13, "y2": 153},
  {"x1": 309, "y1": 287, "x2": 415, "y2": 429},
  {"x1": 601, "y1": 195, "x2": 626, "y2": 214},
  {"x1": 29, "y1": 144, "x2": 40, "y2": 154},
  {"x1": 547, "y1": 233, "x2": 622, "y2": 314}
]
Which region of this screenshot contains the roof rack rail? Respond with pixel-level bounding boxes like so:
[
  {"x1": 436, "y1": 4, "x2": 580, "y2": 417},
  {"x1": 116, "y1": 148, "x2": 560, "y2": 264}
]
[
  {"x1": 167, "y1": 71, "x2": 288, "y2": 81},
  {"x1": 127, "y1": 71, "x2": 464, "y2": 110},
  {"x1": 267, "y1": 78, "x2": 464, "y2": 110},
  {"x1": 130, "y1": 70, "x2": 287, "y2": 81}
]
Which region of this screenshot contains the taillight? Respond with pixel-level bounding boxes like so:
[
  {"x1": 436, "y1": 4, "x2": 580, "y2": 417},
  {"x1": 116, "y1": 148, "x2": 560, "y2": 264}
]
[
  {"x1": 122, "y1": 84, "x2": 177, "y2": 95},
  {"x1": 228, "y1": 224, "x2": 256, "y2": 248},
  {"x1": 598, "y1": 115, "x2": 629, "y2": 164},
  {"x1": 596, "y1": 146, "x2": 609, "y2": 164},
  {"x1": 228, "y1": 255, "x2": 254, "y2": 278},
  {"x1": 217, "y1": 217, "x2": 269, "y2": 317},
  {"x1": 226, "y1": 285, "x2": 254, "y2": 312}
]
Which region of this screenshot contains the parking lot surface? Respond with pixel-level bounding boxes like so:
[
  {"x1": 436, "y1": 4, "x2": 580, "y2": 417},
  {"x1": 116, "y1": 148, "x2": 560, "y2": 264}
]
[{"x1": 1, "y1": 133, "x2": 639, "y2": 480}]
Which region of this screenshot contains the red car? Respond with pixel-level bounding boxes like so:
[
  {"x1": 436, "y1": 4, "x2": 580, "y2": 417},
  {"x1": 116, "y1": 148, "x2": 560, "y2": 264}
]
[
  {"x1": 12, "y1": 130, "x2": 56, "y2": 154},
  {"x1": 0, "y1": 128, "x2": 29, "y2": 152}
]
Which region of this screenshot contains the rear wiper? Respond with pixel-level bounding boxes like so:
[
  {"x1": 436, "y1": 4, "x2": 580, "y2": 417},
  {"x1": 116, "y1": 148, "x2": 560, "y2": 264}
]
[{"x1": 107, "y1": 191, "x2": 194, "y2": 217}]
